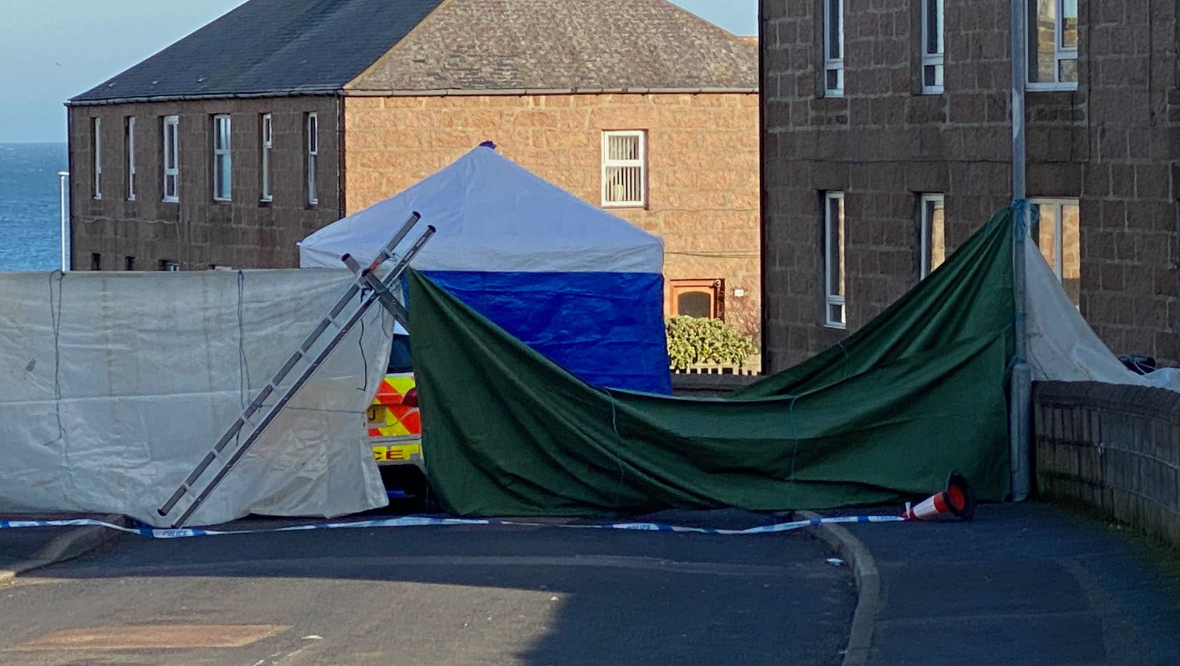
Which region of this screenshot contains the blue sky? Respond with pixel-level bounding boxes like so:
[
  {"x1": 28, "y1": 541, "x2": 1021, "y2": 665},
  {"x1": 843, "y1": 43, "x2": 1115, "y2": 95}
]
[{"x1": 0, "y1": 1, "x2": 757, "y2": 144}]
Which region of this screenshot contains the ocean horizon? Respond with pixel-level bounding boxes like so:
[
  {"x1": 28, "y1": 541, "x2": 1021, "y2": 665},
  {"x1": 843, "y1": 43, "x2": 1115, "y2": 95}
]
[{"x1": 0, "y1": 142, "x2": 67, "y2": 272}]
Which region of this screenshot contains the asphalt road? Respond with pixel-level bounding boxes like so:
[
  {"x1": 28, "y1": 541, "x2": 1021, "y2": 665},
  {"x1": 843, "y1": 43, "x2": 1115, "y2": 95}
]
[
  {"x1": 0, "y1": 529, "x2": 67, "y2": 571},
  {"x1": 0, "y1": 514, "x2": 854, "y2": 666}
]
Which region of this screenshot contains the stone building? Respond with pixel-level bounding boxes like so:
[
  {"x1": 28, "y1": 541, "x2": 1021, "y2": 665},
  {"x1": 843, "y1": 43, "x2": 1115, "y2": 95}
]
[
  {"x1": 66, "y1": 0, "x2": 761, "y2": 339},
  {"x1": 760, "y1": 0, "x2": 1178, "y2": 370}
]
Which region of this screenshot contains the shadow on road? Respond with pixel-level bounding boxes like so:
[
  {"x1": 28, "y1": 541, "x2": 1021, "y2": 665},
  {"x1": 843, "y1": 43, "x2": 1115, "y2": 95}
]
[{"x1": 6, "y1": 509, "x2": 857, "y2": 666}]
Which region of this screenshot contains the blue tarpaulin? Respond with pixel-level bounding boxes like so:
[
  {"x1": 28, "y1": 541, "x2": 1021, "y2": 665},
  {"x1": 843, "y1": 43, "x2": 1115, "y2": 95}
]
[{"x1": 425, "y1": 271, "x2": 669, "y2": 393}]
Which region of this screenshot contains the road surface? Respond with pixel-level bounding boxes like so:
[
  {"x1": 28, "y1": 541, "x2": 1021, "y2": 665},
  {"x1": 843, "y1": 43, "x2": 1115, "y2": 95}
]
[{"x1": 0, "y1": 513, "x2": 854, "y2": 665}]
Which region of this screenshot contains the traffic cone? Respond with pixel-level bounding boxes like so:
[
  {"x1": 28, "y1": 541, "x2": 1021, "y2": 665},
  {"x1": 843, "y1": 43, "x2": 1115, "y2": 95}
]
[{"x1": 902, "y1": 472, "x2": 976, "y2": 521}]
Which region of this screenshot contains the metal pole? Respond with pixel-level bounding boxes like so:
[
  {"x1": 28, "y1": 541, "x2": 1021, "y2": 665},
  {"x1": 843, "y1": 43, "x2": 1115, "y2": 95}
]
[
  {"x1": 1009, "y1": 0, "x2": 1032, "y2": 502},
  {"x1": 58, "y1": 172, "x2": 70, "y2": 271}
]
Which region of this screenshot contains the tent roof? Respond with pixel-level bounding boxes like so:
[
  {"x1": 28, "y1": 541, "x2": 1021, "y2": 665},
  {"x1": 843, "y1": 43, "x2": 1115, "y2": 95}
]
[{"x1": 298, "y1": 147, "x2": 663, "y2": 274}]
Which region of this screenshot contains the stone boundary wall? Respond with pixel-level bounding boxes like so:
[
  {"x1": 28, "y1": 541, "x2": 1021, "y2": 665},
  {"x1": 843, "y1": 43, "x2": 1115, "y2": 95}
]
[
  {"x1": 1034, "y1": 381, "x2": 1180, "y2": 548},
  {"x1": 670, "y1": 373, "x2": 760, "y2": 398}
]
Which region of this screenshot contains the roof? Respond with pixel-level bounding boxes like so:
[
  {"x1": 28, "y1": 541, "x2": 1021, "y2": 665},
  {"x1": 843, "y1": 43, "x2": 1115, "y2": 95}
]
[
  {"x1": 70, "y1": 0, "x2": 757, "y2": 105},
  {"x1": 347, "y1": 0, "x2": 759, "y2": 93},
  {"x1": 70, "y1": 0, "x2": 446, "y2": 104}
]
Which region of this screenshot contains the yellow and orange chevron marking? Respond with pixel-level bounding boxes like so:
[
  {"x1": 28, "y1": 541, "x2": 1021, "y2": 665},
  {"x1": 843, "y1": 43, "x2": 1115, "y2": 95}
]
[{"x1": 367, "y1": 374, "x2": 421, "y2": 438}]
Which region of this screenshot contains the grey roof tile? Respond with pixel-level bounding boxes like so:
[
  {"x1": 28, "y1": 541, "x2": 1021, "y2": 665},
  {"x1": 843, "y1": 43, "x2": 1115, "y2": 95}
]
[
  {"x1": 70, "y1": 0, "x2": 756, "y2": 104},
  {"x1": 70, "y1": 0, "x2": 446, "y2": 103},
  {"x1": 349, "y1": 0, "x2": 758, "y2": 92}
]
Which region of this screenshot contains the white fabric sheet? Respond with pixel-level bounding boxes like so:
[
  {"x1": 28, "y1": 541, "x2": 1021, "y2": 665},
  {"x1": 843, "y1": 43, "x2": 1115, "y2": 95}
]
[
  {"x1": 298, "y1": 146, "x2": 664, "y2": 274},
  {"x1": 1025, "y1": 240, "x2": 1179, "y2": 391},
  {"x1": 0, "y1": 270, "x2": 391, "y2": 526}
]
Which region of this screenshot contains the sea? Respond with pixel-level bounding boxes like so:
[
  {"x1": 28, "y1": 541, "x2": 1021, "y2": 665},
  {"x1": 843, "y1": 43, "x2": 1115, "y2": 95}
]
[{"x1": 0, "y1": 143, "x2": 68, "y2": 272}]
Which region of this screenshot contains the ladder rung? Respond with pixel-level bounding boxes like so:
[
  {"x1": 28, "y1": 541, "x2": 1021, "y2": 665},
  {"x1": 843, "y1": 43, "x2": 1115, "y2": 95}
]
[
  {"x1": 212, "y1": 415, "x2": 251, "y2": 454},
  {"x1": 301, "y1": 317, "x2": 345, "y2": 354},
  {"x1": 274, "y1": 354, "x2": 303, "y2": 382},
  {"x1": 255, "y1": 384, "x2": 275, "y2": 404}
]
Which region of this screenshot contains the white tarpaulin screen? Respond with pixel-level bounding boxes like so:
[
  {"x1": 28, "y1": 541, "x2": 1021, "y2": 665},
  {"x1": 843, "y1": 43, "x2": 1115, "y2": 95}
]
[
  {"x1": 1025, "y1": 240, "x2": 1180, "y2": 392},
  {"x1": 0, "y1": 269, "x2": 391, "y2": 526}
]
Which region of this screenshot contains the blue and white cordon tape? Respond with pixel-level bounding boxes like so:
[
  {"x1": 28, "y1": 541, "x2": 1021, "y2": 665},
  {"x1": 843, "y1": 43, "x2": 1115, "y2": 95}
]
[{"x1": 0, "y1": 514, "x2": 903, "y2": 540}]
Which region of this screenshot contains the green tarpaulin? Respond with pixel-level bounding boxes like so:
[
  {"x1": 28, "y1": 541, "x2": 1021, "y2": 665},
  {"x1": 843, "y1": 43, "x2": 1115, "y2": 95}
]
[{"x1": 410, "y1": 208, "x2": 1016, "y2": 516}]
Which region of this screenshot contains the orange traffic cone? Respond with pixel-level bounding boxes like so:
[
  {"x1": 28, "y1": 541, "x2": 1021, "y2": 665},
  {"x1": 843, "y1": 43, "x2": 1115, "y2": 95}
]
[{"x1": 902, "y1": 472, "x2": 976, "y2": 521}]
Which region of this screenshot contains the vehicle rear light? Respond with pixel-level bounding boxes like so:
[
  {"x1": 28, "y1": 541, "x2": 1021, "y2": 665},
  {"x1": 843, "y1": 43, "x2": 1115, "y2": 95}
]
[{"x1": 402, "y1": 387, "x2": 419, "y2": 408}]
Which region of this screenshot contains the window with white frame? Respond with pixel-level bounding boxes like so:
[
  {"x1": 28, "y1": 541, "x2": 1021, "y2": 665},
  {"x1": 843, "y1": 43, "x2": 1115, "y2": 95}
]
[
  {"x1": 162, "y1": 115, "x2": 179, "y2": 202},
  {"x1": 213, "y1": 114, "x2": 231, "y2": 202},
  {"x1": 1028, "y1": 0, "x2": 1078, "y2": 88},
  {"x1": 1029, "y1": 198, "x2": 1081, "y2": 306},
  {"x1": 823, "y1": 0, "x2": 844, "y2": 97},
  {"x1": 124, "y1": 117, "x2": 136, "y2": 201},
  {"x1": 306, "y1": 112, "x2": 318, "y2": 206},
  {"x1": 91, "y1": 118, "x2": 101, "y2": 200},
  {"x1": 601, "y1": 131, "x2": 647, "y2": 207},
  {"x1": 921, "y1": 0, "x2": 944, "y2": 94},
  {"x1": 919, "y1": 194, "x2": 945, "y2": 278},
  {"x1": 824, "y1": 192, "x2": 846, "y2": 328},
  {"x1": 260, "y1": 113, "x2": 273, "y2": 202}
]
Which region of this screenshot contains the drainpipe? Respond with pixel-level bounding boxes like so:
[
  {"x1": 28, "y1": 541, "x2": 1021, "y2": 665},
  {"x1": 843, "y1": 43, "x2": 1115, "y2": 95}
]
[
  {"x1": 337, "y1": 96, "x2": 346, "y2": 222},
  {"x1": 757, "y1": 0, "x2": 770, "y2": 373},
  {"x1": 1010, "y1": 0, "x2": 1032, "y2": 502},
  {"x1": 59, "y1": 171, "x2": 70, "y2": 272}
]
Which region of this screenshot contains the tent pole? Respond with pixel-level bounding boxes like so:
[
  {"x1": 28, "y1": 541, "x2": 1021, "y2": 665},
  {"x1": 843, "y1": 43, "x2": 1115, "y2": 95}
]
[{"x1": 1009, "y1": 0, "x2": 1032, "y2": 502}]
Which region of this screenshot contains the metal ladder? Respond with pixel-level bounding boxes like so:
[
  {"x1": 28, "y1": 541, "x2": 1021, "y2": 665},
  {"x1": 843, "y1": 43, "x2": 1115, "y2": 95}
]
[{"x1": 158, "y1": 212, "x2": 435, "y2": 528}]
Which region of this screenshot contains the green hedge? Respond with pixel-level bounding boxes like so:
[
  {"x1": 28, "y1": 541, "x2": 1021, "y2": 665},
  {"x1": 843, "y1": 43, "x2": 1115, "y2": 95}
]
[{"x1": 666, "y1": 316, "x2": 757, "y2": 370}]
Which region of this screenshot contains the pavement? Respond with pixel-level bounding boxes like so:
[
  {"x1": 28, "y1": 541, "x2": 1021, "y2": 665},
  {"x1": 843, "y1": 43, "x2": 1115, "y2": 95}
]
[
  {"x1": 840, "y1": 502, "x2": 1180, "y2": 666},
  {"x1": 0, "y1": 510, "x2": 855, "y2": 666}
]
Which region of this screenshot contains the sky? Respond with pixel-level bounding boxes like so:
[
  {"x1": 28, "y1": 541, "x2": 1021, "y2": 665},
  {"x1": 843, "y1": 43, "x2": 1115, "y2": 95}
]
[{"x1": 0, "y1": 0, "x2": 757, "y2": 144}]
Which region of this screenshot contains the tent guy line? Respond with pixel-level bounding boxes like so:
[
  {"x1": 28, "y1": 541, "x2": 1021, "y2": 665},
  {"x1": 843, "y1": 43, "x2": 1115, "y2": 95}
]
[{"x1": 0, "y1": 515, "x2": 906, "y2": 540}]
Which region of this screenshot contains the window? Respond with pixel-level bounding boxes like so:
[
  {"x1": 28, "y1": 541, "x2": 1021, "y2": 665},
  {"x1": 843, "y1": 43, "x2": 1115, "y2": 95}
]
[
  {"x1": 824, "y1": 192, "x2": 846, "y2": 328},
  {"x1": 260, "y1": 113, "x2": 273, "y2": 202},
  {"x1": 306, "y1": 112, "x2": 318, "y2": 206},
  {"x1": 162, "y1": 115, "x2": 179, "y2": 202},
  {"x1": 919, "y1": 194, "x2": 946, "y2": 278},
  {"x1": 159, "y1": 259, "x2": 179, "y2": 272},
  {"x1": 1028, "y1": 0, "x2": 1078, "y2": 88},
  {"x1": 670, "y1": 279, "x2": 724, "y2": 319},
  {"x1": 124, "y1": 117, "x2": 136, "y2": 201},
  {"x1": 386, "y1": 334, "x2": 414, "y2": 374},
  {"x1": 823, "y1": 0, "x2": 844, "y2": 96},
  {"x1": 90, "y1": 253, "x2": 101, "y2": 271},
  {"x1": 91, "y1": 118, "x2": 101, "y2": 200},
  {"x1": 921, "y1": 0, "x2": 944, "y2": 93},
  {"x1": 601, "y1": 130, "x2": 647, "y2": 207},
  {"x1": 124, "y1": 256, "x2": 136, "y2": 271},
  {"x1": 1029, "y1": 198, "x2": 1081, "y2": 306},
  {"x1": 212, "y1": 115, "x2": 232, "y2": 202}
]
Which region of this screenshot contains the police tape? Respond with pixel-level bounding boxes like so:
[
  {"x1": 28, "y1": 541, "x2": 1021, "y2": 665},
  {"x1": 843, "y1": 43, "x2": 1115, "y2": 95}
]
[{"x1": 0, "y1": 514, "x2": 905, "y2": 540}]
